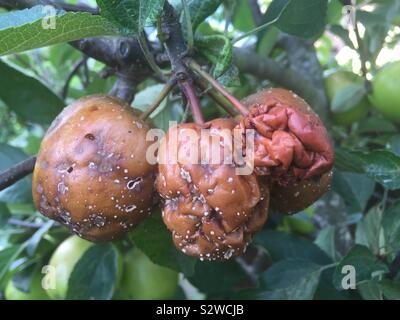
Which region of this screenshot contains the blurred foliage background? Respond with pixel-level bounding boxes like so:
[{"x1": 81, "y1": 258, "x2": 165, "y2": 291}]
[{"x1": 0, "y1": 0, "x2": 400, "y2": 300}]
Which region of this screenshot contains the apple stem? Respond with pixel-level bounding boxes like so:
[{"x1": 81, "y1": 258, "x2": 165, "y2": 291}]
[
  {"x1": 195, "y1": 79, "x2": 237, "y2": 117},
  {"x1": 188, "y1": 60, "x2": 248, "y2": 116},
  {"x1": 140, "y1": 79, "x2": 176, "y2": 121},
  {"x1": 180, "y1": 80, "x2": 205, "y2": 124}
]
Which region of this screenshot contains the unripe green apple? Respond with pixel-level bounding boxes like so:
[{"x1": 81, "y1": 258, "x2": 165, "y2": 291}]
[
  {"x1": 5, "y1": 271, "x2": 49, "y2": 300},
  {"x1": 115, "y1": 247, "x2": 179, "y2": 300},
  {"x1": 43, "y1": 236, "x2": 93, "y2": 300},
  {"x1": 369, "y1": 61, "x2": 400, "y2": 122},
  {"x1": 325, "y1": 71, "x2": 369, "y2": 126}
]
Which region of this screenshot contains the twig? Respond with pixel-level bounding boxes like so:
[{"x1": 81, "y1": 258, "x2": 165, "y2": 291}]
[
  {"x1": 188, "y1": 60, "x2": 248, "y2": 116},
  {"x1": 139, "y1": 79, "x2": 177, "y2": 121},
  {"x1": 160, "y1": 1, "x2": 204, "y2": 124},
  {"x1": 61, "y1": 56, "x2": 88, "y2": 100},
  {"x1": 354, "y1": 21, "x2": 369, "y2": 78},
  {"x1": 8, "y1": 218, "x2": 46, "y2": 229},
  {"x1": 0, "y1": 156, "x2": 36, "y2": 191}
]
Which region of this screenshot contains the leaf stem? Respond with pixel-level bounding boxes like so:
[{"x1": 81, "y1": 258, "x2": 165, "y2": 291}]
[
  {"x1": 137, "y1": 31, "x2": 168, "y2": 78},
  {"x1": 188, "y1": 60, "x2": 248, "y2": 116},
  {"x1": 232, "y1": 14, "x2": 282, "y2": 44},
  {"x1": 139, "y1": 79, "x2": 177, "y2": 121},
  {"x1": 180, "y1": 80, "x2": 204, "y2": 124},
  {"x1": 181, "y1": 0, "x2": 194, "y2": 53},
  {"x1": 195, "y1": 79, "x2": 237, "y2": 117}
]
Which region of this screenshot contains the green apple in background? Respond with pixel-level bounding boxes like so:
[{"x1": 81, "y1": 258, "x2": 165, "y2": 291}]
[
  {"x1": 325, "y1": 71, "x2": 369, "y2": 126},
  {"x1": 369, "y1": 61, "x2": 400, "y2": 122},
  {"x1": 5, "y1": 271, "x2": 49, "y2": 300},
  {"x1": 43, "y1": 235, "x2": 93, "y2": 300},
  {"x1": 115, "y1": 247, "x2": 179, "y2": 300}
]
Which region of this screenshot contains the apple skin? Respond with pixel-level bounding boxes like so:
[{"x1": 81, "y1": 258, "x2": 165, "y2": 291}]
[
  {"x1": 369, "y1": 61, "x2": 400, "y2": 122},
  {"x1": 115, "y1": 247, "x2": 179, "y2": 300},
  {"x1": 43, "y1": 236, "x2": 93, "y2": 300},
  {"x1": 325, "y1": 71, "x2": 369, "y2": 126},
  {"x1": 5, "y1": 272, "x2": 50, "y2": 300},
  {"x1": 43, "y1": 235, "x2": 123, "y2": 300}
]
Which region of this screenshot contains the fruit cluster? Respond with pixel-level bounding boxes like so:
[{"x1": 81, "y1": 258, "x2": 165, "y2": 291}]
[{"x1": 32, "y1": 88, "x2": 334, "y2": 261}]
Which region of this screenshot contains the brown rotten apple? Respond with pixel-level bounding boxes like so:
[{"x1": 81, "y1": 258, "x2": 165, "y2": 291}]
[
  {"x1": 238, "y1": 88, "x2": 334, "y2": 214},
  {"x1": 32, "y1": 95, "x2": 157, "y2": 242},
  {"x1": 238, "y1": 88, "x2": 334, "y2": 184},
  {"x1": 156, "y1": 118, "x2": 269, "y2": 261},
  {"x1": 270, "y1": 171, "x2": 333, "y2": 215}
]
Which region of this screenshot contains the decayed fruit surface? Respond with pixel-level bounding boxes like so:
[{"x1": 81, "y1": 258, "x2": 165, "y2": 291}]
[
  {"x1": 32, "y1": 95, "x2": 157, "y2": 242},
  {"x1": 238, "y1": 88, "x2": 334, "y2": 215},
  {"x1": 5, "y1": 271, "x2": 49, "y2": 300},
  {"x1": 325, "y1": 71, "x2": 369, "y2": 126},
  {"x1": 270, "y1": 170, "x2": 333, "y2": 215},
  {"x1": 115, "y1": 247, "x2": 178, "y2": 300},
  {"x1": 238, "y1": 88, "x2": 334, "y2": 184},
  {"x1": 369, "y1": 61, "x2": 400, "y2": 122},
  {"x1": 157, "y1": 118, "x2": 269, "y2": 261}
]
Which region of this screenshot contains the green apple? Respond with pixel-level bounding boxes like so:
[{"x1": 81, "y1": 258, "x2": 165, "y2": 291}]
[
  {"x1": 44, "y1": 235, "x2": 123, "y2": 300},
  {"x1": 43, "y1": 235, "x2": 93, "y2": 300},
  {"x1": 115, "y1": 247, "x2": 179, "y2": 300},
  {"x1": 369, "y1": 61, "x2": 400, "y2": 122},
  {"x1": 325, "y1": 71, "x2": 369, "y2": 126},
  {"x1": 5, "y1": 271, "x2": 49, "y2": 300}
]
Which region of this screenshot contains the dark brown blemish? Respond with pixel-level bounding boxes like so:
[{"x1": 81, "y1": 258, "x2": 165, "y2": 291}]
[{"x1": 85, "y1": 133, "x2": 95, "y2": 140}]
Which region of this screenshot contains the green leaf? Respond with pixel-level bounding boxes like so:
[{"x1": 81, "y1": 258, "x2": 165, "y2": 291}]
[
  {"x1": 358, "y1": 279, "x2": 382, "y2": 300},
  {"x1": 96, "y1": 0, "x2": 165, "y2": 34},
  {"x1": 357, "y1": 117, "x2": 398, "y2": 134},
  {"x1": 333, "y1": 245, "x2": 388, "y2": 290},
  {"x1": 314, "y1": 226, "x2": 339, "y2": 261},
  {"x1": 185, "y1": 0, "x2": 222, "y2": 31},
  {"x1": 0, "y1": 144, "x2": 33, "y2": 204},
  {"x1": 26, "y1": 220, "x2": 54, "y2": 257},
  {"x1": 255, "y1": 230, "x2": 332, "y2": 265},
  {"x1": 0, "y1": 6, "x2": 118, "y2": 56},
  {"x1": 0, "y1": 244, "x2": 26, "y2": 284},
  {"x1": 389, "y1": 134, "x2": 400, "y2": 157},
  {"x1": 258, "y1": 259, "x2": 324, "y2": 300},
  {"x1": 11, "y1": 261, "x2": 37, "y2": 293},
  {"x1": 66, "y1": 244, "x2": 119, "y2": 300},
  {"x1": 355, "y1": 206, "x2": 383, "y2": 255},
  {"x1": 0, "y1": 59, "x2": 64, "y2": 124},
  {"x1": 232, "y1": 0, "x2": 255, "y2": 32},
  {"x1": 266, "y1": 0, "x2": 328, "y2": 39},
  {"x1": 132, "y1": 84, "x2": 168, "y2": 118},
  {"x1": 152, "y1": 100, "x2": 183, "y2": 133},
  {"x1": 381, "y1": 200, "x2": 400, "y2": 253},
  {"x1": 188, "y1": 260, "x2": 247, "y2": 297},
  {"x1": 196, "y1": 35, "x2": 233, "y2": 78},
  {"x1": 378, "y1": 279, "x2": 400, "y2": 300},
  {"x1": 0, "y1": 202, "x2": 11, "y2": 227},
  {"x1": 331, "y1": 83, "x2": 367, "y2": 113},
  {"x1": 128, "y1": 211, "x2": 197, "y2": 276},
  {"x1": 352, "y1": 150, "x2": 400, "y2": 190},
  {"x1": 332, "y1": 170, "x2": 375, "y2": 213},
  {"x1": 334, "y1": 147, "x2": 365, "y2": 173},
  {"x1": 217, "y1": 64, "x2": 241, "y2": 87}
]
